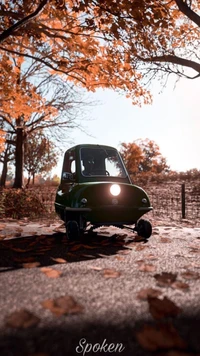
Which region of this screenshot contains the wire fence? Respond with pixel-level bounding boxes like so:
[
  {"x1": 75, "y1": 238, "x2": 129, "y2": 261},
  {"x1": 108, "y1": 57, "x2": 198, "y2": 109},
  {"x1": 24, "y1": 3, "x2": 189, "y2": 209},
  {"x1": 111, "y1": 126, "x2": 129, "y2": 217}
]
[
  {"x1": 147, "y1": 182, "x2": 200, "y2": 223},
  {"x1": 32, "y1": 181, "x2": 200, "y2": 224}
]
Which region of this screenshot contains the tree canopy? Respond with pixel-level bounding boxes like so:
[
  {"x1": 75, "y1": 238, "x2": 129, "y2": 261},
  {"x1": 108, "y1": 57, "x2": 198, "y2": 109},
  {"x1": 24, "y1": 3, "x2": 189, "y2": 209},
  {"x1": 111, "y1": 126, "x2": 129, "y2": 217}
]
[
  {"x1": 120, "y1": 139, "x2": 170, "y2": 175},
  {"x1": 0, "y1": 0, "x2": 199, "y2": 105}
]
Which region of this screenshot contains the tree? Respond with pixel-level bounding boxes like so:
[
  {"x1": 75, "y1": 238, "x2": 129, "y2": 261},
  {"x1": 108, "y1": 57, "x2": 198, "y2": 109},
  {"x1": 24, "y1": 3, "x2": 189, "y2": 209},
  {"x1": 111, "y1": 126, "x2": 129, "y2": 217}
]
[
  {"x1": 120, "y1": 139, "x2": 170, "y2": 176},
  {"x1": 0, "y1": 0, "x2": 199, "y2": 91},
  {"x1": 0, "y1": 139, "x2": 15, "y2": 187},
  {"x1": 0, "y1": 54, "x2": 91, "y2": 188},
  {"x1": 24, "y1": 132, "x2": 58, "y2": 186}
]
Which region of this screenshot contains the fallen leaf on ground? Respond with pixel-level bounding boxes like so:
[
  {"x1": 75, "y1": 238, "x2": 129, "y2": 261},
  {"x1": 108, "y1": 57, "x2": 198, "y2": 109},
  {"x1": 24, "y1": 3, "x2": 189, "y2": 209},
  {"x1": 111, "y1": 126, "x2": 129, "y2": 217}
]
[
  {"x1": 51, "y1": 257, "x2": 67, "y2": 264},
  {"x1": 82, "y1": 244, "x2": 99, "y2": 249},
  {"x1": 154, "y1": 272, "x2": 177, "y2": 287},
  {"x1": 137, "y1": 288, "x2": 162, "y2": 301},
  {"x1": 70, "y1": 244, "x2": 83, "y2": 251},
  {"x1": 88, "y1": 266, "x2": 102, "y2": 271},
  {"x1": 135, "y1": 259, "x2": 145, "y2": 265},
  {"x1": 148, "y1": 296, "x2": 181, "y2": 320},
  {"x1": 16, "y1": 228, "x2": 23, "y2": 233},
  {"x1": 143, "y1": 254, "x2": 158, "y2": 261},
  {"x1": 115, "y1": 256, "x2": 125, "y2": 261},
  {"x1": 134, "y1": 236, "x2": 145, "y2": 242},
  {"x1": 40, "y1": 267, "x2": 62, "y2": 278},
  {"x1": 181, "y1": 271, "x2": 199, "y2": 280},
  {"x1": 98, "y1": 253, "x2": 109, "y2": 258},
  {"x1": 135, "y1": 245, "x2": 148, "y2": 251},
  {"x1": 160, "y1": 237, "x2": 172, "y2": 243},
  {"x1": 41, "y1": 295, "x2": 84, "y2": 316},
  {"x1": 171, "y1": 281, "x2": 189, "y2": 290},
  {"x1": 10, "y1": 247, "x2": 26, "y2": 252},
  {"x1": 66, "y1": 252, "x2": 76, "y2": 258},
  {"x1": 102, "y1": 268, "x2": 121, "y2": 278},
  {"x1": 135, "y1": 322, "x2": 187, "y2": 351},
  {"x1": 80, "y1": 254, "x2": 95, "y2": 258},
  {"x1": 5, "y1": 309, "x2": 40, "y2": 328},
  {"x1": 117, "y1": 249, "x2": 130, "y2": 255},
  {"x1": 22, "y1": 262, "x2": 41, "y2": 268},
  {"x1": 0, "y1": 224, "x2": 5, "y2": 230},
  {"x1": 139, "y1": 263, "x2": 156, "y2": 272}
]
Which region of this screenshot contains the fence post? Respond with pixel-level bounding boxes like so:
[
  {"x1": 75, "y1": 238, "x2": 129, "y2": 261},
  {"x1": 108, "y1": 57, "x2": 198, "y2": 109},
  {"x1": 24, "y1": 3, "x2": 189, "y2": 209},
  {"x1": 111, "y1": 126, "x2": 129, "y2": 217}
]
[{"x1": 181, "y1": 183, "x2": 185, "y2": 219}]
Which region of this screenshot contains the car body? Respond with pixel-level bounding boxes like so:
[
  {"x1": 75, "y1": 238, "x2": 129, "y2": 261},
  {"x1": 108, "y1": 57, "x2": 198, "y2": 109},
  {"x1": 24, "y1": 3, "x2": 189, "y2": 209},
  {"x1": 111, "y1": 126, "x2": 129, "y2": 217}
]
[{"x1": 55, "y1": 144, "x2": 153, "y2": 239}]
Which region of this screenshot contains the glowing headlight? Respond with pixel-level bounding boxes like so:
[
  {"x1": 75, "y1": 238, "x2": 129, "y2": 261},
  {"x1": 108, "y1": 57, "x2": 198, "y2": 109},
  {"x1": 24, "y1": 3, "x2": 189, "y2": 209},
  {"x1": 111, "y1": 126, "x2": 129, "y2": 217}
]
[{"x1": 110, "y1": 184, "x2": 121, "y2": 196}]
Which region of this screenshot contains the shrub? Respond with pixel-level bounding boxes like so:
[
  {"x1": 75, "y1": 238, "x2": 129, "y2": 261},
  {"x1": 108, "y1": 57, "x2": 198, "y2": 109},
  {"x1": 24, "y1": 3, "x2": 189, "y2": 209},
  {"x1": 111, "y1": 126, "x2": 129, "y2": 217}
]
[{"x1": 0, "y1": 188, "x2": 46, "y2": 219}]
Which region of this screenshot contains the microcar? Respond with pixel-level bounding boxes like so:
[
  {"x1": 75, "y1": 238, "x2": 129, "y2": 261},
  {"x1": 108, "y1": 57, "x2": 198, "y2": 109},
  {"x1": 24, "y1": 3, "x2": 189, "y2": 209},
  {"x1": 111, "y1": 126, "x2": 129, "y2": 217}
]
[{"x1": 55, "y1": 144, "x2": 153, "y2": 240}]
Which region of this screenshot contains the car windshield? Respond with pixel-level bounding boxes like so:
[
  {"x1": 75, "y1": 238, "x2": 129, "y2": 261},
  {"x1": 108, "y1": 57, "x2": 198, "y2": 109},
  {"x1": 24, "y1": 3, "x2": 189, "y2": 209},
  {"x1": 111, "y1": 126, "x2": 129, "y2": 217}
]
[{"x1": 80, "y1": 147, "x2": 127, "y2": 178}]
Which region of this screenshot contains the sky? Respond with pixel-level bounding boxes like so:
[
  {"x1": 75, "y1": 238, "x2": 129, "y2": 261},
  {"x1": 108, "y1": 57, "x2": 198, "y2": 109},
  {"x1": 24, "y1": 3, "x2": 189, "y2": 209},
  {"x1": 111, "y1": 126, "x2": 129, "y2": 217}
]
[{"x1": 53, "y1": 76, "x2": 200, "y2": 177}]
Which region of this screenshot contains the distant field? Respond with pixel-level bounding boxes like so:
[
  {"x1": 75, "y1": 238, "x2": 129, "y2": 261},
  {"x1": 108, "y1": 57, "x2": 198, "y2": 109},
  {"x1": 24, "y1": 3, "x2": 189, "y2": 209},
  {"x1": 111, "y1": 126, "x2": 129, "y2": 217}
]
[{"x1": 31, "y1": 179, "x2": 200, "y2": 225}]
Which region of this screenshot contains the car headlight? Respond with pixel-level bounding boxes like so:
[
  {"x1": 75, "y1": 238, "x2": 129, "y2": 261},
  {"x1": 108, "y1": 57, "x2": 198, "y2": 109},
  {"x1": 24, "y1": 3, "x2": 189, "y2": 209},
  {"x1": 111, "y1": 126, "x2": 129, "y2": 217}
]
[{"x1": 110, "y1": 184, "x2": 121, "y2": 196}]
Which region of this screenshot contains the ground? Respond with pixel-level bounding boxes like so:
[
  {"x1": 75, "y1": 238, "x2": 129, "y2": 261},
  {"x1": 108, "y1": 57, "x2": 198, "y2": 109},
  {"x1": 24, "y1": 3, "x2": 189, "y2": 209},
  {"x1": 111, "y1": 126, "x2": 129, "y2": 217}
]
[{"x1": 0, "y1": 218, "x2": 200, "y2": 356}]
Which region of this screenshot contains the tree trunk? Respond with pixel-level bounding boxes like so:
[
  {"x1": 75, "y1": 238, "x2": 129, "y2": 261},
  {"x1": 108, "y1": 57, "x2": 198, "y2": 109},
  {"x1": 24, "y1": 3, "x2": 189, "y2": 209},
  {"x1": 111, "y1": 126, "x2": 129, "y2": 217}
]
[
  {"x1": 0, "y1": 149, "x2": 9, "y2": 187},
  {"x1": 32, "y1": 172, "x2": 35, "y2": 185},
  {"x1": 13, "y1": 128, "x2": 25, "y2": 188}
]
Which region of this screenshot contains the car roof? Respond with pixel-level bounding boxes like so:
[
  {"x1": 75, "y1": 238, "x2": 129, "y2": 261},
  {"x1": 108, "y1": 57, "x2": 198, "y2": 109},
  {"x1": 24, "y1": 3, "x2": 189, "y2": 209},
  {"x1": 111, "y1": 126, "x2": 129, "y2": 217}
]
[{"x1": 67, "y1": 144, "x2": 118, "y2": 151}]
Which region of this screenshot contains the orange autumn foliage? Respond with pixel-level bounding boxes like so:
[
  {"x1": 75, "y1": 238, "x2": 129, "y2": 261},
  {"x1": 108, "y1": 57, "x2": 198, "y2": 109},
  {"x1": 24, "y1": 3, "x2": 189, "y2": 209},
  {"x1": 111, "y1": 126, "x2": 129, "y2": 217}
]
[{"x1": 0, "y1": 1, "x2": 199, "y2": 114}]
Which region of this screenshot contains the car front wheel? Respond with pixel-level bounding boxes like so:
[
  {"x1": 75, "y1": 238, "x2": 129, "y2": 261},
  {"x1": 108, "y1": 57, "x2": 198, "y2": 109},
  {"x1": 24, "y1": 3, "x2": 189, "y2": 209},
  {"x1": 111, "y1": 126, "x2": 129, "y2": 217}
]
[
  {"x1": 136, "y1": 219, "x2": 152, "y2": 239},
  {"x1": 66, "y1": 220, "x2": 80, "y2": 240}
]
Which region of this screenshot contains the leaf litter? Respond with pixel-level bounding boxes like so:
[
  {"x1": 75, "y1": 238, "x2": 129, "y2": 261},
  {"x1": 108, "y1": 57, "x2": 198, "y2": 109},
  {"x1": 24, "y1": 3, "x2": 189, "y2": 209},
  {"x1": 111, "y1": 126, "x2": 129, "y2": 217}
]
[
  {"x1": 135, "y1": 322, "x2": 187, "y2": 351},
  {"x1": 5, "y1": 309, "x2": 40, "y2": 329},
  {"x1": 41, "y1": 295, "x2": 84, "y2": 316},
  {"x1": 148, "y1": 296, "x2": 181, "y2": 320},
  {"x1": 40, "y1": 267, "x2": 62, "y2": 278}
]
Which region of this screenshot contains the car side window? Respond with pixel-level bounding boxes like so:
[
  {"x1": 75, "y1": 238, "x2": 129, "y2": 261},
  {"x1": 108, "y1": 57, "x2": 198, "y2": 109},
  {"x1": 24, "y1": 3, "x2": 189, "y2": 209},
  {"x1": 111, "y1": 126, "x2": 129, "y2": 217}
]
[{"x1": 62, "y1": 149, "x2": 76, "y2": 180}]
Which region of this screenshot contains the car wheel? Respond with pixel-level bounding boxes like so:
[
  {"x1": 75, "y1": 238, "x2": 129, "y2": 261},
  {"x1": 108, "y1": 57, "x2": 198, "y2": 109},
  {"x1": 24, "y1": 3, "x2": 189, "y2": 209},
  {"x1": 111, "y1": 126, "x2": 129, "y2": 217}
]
[
  {"x1": 136, "y1": 219, "x2": 152, "y2": 239},
  {"x1": 66, "y1": 220, "x2": 80, "y2": 240}
]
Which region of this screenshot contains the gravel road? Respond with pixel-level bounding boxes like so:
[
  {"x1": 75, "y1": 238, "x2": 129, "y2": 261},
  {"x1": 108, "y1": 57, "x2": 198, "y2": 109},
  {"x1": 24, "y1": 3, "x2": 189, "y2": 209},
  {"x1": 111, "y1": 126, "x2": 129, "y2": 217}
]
[{"x1": 0, "y1": 218, "x2": 200, "y2": 356}]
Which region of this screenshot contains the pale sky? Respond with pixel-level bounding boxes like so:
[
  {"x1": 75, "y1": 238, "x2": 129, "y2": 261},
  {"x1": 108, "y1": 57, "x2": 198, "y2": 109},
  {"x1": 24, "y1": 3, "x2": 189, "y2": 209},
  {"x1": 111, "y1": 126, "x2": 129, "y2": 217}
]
[{"x1": 53, "y1": 76, "x2": 200, "y2": 176}]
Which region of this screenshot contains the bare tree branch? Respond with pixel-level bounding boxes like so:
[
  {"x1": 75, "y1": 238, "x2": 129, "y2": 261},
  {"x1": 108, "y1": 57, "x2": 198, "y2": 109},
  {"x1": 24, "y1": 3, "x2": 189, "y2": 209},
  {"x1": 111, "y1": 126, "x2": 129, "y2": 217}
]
[
  {"x1": 175, "y1": 0, "x2": 200, "y2": 27},
  {"x1": 0, "y1": 0, "x2": 49, "y2": 44},
  {"x1": 139, "y1": 54, "x2": 200, "y2": 78}
]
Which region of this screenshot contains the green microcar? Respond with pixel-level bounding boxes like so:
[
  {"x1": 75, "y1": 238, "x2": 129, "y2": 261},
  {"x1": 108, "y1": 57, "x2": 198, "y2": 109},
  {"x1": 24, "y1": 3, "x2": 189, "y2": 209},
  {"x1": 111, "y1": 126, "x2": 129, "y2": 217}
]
[{"x1": 55, "y1": 144, "x2": 153, "y2": 240}]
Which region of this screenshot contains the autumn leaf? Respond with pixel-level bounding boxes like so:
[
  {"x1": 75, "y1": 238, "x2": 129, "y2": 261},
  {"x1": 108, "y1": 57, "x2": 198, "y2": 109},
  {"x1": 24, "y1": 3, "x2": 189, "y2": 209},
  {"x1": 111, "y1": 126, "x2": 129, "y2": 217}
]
[
  {"x1": 148, "y1": 296, "x2": 181, "y2": 320},
  {"x1": 143, "y1": 253, "x2": 158, "y2": 261},
  {"x1": 160, "y1": 237, "x2": 172, "y2": 243},
  {"x1": 41, "y1": 295, "x2": 84, "y2": 316},
  {"x1": 51, "y1": 257, "x2": 67, "y2": 264},
  {"x1": 135, "y1": 244, "x2": 148, "y2": 251},
  {"x1": 135, "y1": 322, "x2": 187, "y2": 351},
  {"x1": 102, "y1": 268, "x2": 121, "y2": 278},
  {"x1": 22, "y1": 262, "x2": 41, "y2": 268},
  {"x1": 5, "y1": 309, "x2": 40, "y2": 329},
  {"x1": 171, "y1": 281, "x2": 189, "y2": 290},
  {"x1": 70, "y1": 244, "x2": 83, "y2": 251},
  {"x1": 82, "y1": 244, "x2": 99, "y2": 249},
  {"x1": 88, "y1": 266, "x2": 102, "y2": 271},
  {"x1": 137, "y1": 288, "x2": 162, "y2": 301},
  {"x1": 154, "y1": 272, "x2": 177, "y2": 287},
  {"x1": 117, "y1": 249, "x2": 130, "y2": 255},
  {"x1": 80, "y1": 254, "x2": 95, "y2": 258},
  {"x1": 40, "y1": 267, "x2": 62, "y2": 278},
  {"x1": 115, "y1": 256, "x2": 125, "y2": 261},
  {"x1": 138, "y1": 263, "x2": 156, "y2": 272},
  {"x1": 181, "y1": 271, "x2": 199, "y2": 280}
]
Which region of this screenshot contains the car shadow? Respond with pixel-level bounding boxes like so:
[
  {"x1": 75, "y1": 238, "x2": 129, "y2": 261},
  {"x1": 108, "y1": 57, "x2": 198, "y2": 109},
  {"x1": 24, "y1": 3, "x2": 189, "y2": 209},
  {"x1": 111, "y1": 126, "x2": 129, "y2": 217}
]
[{"x1": 0, "y1": 230, "x2": 147, "y2": 271}]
